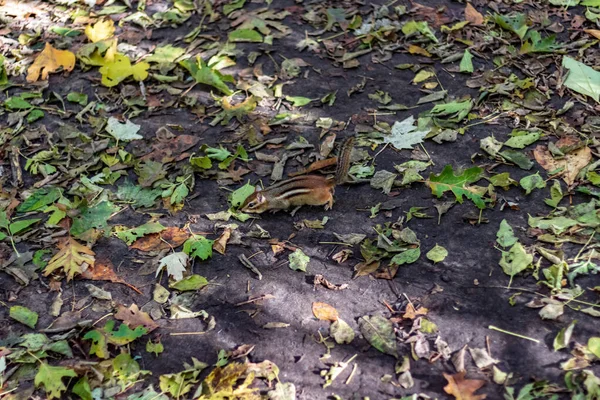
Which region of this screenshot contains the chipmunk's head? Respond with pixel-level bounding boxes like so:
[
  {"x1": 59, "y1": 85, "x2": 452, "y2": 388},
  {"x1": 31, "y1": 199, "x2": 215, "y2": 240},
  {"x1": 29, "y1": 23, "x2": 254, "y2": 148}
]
[{"x1": 240, "y1": 189, "x2": 268, "y2": 214}]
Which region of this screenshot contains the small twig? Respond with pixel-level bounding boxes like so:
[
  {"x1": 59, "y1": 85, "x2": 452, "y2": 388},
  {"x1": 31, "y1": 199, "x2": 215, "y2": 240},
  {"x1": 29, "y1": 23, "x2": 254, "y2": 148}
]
[
  {"x1": 488, "y1": 325, "x2": 540, "y2": 343},
  {"x1": 170, "y1": 331, "x2": 208, "y2": 336}
]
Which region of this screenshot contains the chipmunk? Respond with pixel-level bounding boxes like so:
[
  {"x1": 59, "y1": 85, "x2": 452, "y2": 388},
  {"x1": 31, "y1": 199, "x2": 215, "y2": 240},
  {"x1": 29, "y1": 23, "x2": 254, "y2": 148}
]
[{"x1": 241, "y1": 137, "x2": 355, "y2": 214}]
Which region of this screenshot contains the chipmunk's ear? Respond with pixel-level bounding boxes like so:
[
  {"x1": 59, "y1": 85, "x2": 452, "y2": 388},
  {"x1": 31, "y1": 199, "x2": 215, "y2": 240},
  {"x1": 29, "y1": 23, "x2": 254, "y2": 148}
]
[{"x1": 256, "y1": 192, "x2": 266, "y2": 203}]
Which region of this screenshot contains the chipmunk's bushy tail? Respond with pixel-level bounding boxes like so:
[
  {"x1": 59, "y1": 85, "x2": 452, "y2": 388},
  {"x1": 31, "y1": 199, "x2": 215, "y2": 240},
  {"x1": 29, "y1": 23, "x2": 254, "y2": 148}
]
[{"x1": 335, "y1": 136, "x2": 355, "y2": 185}]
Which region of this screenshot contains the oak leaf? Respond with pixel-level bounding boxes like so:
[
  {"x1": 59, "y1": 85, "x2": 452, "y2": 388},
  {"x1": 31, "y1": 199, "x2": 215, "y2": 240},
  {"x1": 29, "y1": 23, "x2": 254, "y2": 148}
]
[
  {"x1": 27, "y1": 43, "x2": 76, "y2": 82},
  {"x1": 443, "y1": 371, "x2": 487, "y2": 400},
  {"x1": 44, "y1": 237, "x2": 95, "y2": 281}
]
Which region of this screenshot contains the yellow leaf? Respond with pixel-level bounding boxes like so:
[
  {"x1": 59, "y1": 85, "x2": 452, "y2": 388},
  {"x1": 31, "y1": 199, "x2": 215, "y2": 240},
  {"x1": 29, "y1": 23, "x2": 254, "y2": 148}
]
[
  {"x1": 85, "y1": 19, "x2": 115, "y2": 43},
  {"x1": 44, "y1": 236, "x2": 95, "y2": 281},
  {"x1": 98, "y1": 53, "x2": 149, "y2": 87},
  {"x1": 312, "y1": 302, "x2": 339, "y2": 321},
  {"x1": 408, "y1": 44, "x2": 431, "y2": 57},
  {"x1": 26, "y1": 43, "x2": 75, "y2": 82}
]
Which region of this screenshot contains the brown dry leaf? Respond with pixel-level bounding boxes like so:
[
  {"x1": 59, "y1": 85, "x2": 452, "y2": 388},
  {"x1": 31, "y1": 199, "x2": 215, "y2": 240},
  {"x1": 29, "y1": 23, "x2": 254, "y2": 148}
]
[
  {"x1": 403, "y1": 303, "x2": 429, "y2": 319},
  {"x1": 27, "y1": 43, "x2": 76, "y2": 82},
  {"x1": 130, "y1": 227, "x2": 190, "y2": 251},
  {"x1": 213, "y1": 228, "x2": 231, "y2": 255},
  {"x1": 332, "y1": 249, "x2": 351, "y2": 264},
  {"x1": 353, "y1": 261, "x2": 380, "y2": 278},
  {"x1": 465, "y1": 3, "x2": 484, "y2": 25},
  {"x1": 443, "y1": 371, "x2": 487, "y2": 400},
  {"x1": 312, "y1": 302, "x2": 339, "y2": 321},
  {"x1": 584, "y1": 29, "x2": 600, "y2": 40},
  {"x1": 141, "y1": 134, "x2": 201, "y2": 163},
  {"x1": 374, "y1": 264, "x2": 399, "y2": 280},
  {"x1": 313, "y1": 274, "x2": 349, "y2": 291},
  {"x1": 271, "y1": 242, "x2": 285, "y2": 255},
  {"x1": 80, "y1": 258, "x2": 142, "y2": 294},
  {"x1": 533, "y1": 138, "x2": 591, "y2": 186},
  {"x1": 115, "y1": 303, "x2": 159, "y2": 332}
]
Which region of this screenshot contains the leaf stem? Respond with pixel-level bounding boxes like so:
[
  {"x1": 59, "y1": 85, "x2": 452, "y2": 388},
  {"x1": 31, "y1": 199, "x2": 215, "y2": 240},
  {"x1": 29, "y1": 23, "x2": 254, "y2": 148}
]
[{"x1": 488, "y1": 325, "x2": 540, "y2": 343}]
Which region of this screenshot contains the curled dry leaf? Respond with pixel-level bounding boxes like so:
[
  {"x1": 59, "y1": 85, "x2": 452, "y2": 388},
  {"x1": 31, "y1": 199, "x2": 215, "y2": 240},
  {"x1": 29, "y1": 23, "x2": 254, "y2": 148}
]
[
  {"x1": 213, "y1": 227, "x2": 231, "y2": 255},
  {"x1": 533, "y1": 138, "x2": 591, "y2": 186},
  {"x1": 312, "y1": 302, "x2": 339, "y2": 322},
  {"x1": 27, "y1": 43, "x2": 76, "y2": 82},
  {"x1": 443, "y1": 371, "x2": 487, "y2": 400}
]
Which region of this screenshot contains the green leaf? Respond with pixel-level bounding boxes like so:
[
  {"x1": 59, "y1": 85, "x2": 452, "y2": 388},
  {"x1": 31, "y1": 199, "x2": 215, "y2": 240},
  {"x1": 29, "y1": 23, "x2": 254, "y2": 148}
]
[
  {"x1": 72, "y1": 376, "x2": 93, "y2": 400},
  {"x1": 589, "y1": 337, "x2": 600, "y2": 358},
  {"x1": 330, "y1": 318, "x2": 355, "y2": 344},
  {"x1": 169, "y1": 274, "x2": 209, "y2": 291},
  {"x1": 146, "y1": 45, "x2": 186, "y2": 64},
  {"x1": 17, "y1": 187, "x2": 61, "y2": 212},
  {"x1": 9, "y1": 218, "x2": 41, "y2": 235},
  {"x1": 384, "y1": 115, "x2": 430, "y2": 150},
  {"x1": 426, "y1": 244, "x2": 448, "y2": 263},
  {"x1": 34, "y1": 362, "x2": 77, "y2": 399},
  {"x1": 223, "y1": 0, "x2": 246, "y2": 15},
  {"x1": 562, "y1": 56, "x2": 600, "y2": 103},
  {"x1": 545, "y1": 180, "x2": 563, "y2": 208},
  {"x1": 358, "y1": 315, "x2": 397, "y2": 357},
  {"x1": 229, "y1": 28, "x2": 263, "y2": 42},
  {"x1": 4, "y1": 96, "x2": 32, "y2": 110},
  {"x1": 146, "y1": 339, "x2": 164, "y2": 356},
  {"x1": 116, "y1": 180, "x2": 162, "y2": 208},
  {"x1": 459, "y1": 49, "x2": 474, "y2": 73},
  {"x1": 520, "y1": 31, "x2": 560, "y2": 54},
  {"x1": 0, "y1": 210, "x2": 9, "y2": 230},
  {"x1": 389, "y1": 248, "x2": 421, "y2": 266},
  {"x1": 402, "y1": 20, "x2": 438, "y2": 43},
  {"x1": 183, "y1": 235, "x2": 214, "y2": 261},
  {"x1": 504, "y1": 130, "x2": 541, "y2": 149},
  {"x1": 66, "y1": 92, "x2": 88, "y2": 105},
  {"x1": 180, "y1": 57, "x2": 234, "y2": 95},
  {"x1": 115, "y1": 222, "x2": 165, "y2": 245},
  {"x1": 83, "y1": 320, "x2": 147, "y2": 359},
  {"x1": 520, "y1": 173, "x2": 547, "y2": 195},
  {"x1": 499, "y1": 242, "x2": 533, "y2": 286},
  {"x1": 230, "y1": 181, "x2": 255, "y2": 208},
  {"x1": 427, "y1": 100, "x2": 472, "y2": 122},
  {"x1": 190, "y1": 155, "x2": 212, "y2": 170},
  {"x1": 494, "y1": 13, "x2": 528, "y2": 40},
  {"x1": 426, "y1": 165, "x2": 485, "y2": 208},
  {"x1": 10, "y1": 305, "x2": 38, "y2": 328},
  {"x1": 553, "y1": 320, "x2": 576, "y2": 351},
  {"x1": 289, "y1": 249, "x2": 309, "y2": 272},
  {"x1": 528, "y1": 215, "x2": 578, "y2": 235},
  {"x1": 27, "y1": 109, "x2": 44, "y2": 123},
  {"x1": 496, "y1": 219, "x2": 517, "y2": 248},
  {"x1": 70, "y1": 201, "x2": 119, "y2": 237},
  {"x1": 285, "y1": 96, "x2": 312, "y2": 107},
  {"x1": 499, "y1": 149, "x2": 534, "y2": 170},
  {"x1": 105, "y1": 117, "x2": 143, "y2": 141}
]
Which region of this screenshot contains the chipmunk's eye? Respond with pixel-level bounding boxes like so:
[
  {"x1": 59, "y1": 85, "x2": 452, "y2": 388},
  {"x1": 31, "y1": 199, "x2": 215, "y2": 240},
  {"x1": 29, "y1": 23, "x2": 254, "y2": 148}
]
[{"x1": 247, "y1": 202, "x2": 256, "y2": 208}]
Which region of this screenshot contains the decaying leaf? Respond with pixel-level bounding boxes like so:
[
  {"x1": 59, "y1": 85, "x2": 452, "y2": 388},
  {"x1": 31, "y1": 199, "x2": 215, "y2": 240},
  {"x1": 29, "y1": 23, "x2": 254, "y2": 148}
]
[
  {"x1": 443, "y1": 371, "x2": 487, "y2": 400},
  {"x1": 44, "y1": 237, "x2": 95, "y2": 281},
  {"x1": 27, "y1": 43, "x2": 76, "y2": 82}
]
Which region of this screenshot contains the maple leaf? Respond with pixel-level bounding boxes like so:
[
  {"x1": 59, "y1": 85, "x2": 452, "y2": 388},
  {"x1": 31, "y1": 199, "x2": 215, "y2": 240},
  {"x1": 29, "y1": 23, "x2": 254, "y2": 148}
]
[
  {"x1": 34, "y1": 362, "x2": 78, "y2": 399},
  {"x1": 384, "y1": 116, "x2": 430, "y2": 150},
  {"x1": 443, "y1": 371, "x2": 487, "y2": 400},
  {"x1": 43, "y1": 237, "x2": 95, "y2": 281},
  {"x1": 99, "y1": 53, "x2": 149, "y2": 87},
  {"x1": 179, "y1": 57, "x2": 234, "y2": 95},
  {"x1": 114, "y1": 222, "x2": 165, "y2": 245},
  {"x1": 83, "y1": 320, "x2": 147, "y2": 359},
  {"x1": 115, "y1": 303, "x2": 159, "y2": 332},
  {"x1": 27, "y1": 43, "x2": 76, "y2": 82},
  {"x1": 156, "y1": 252, "x2": 189, "y2": 281},
  {"x1": 85, "y1": 19, "x2": 115, "y2": 43},
  {"x1": 183, "y1": 235, "x2": 214, "y2": 261},
  {"x1": 426, "y1": 165, "x2": 486, "y2": 209}
]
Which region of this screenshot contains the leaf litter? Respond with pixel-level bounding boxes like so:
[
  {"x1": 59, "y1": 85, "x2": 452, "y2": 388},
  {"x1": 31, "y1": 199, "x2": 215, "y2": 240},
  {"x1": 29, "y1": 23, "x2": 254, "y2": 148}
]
[{"x1": 1, "y1": 0, "x2": 600, "y2": 399}]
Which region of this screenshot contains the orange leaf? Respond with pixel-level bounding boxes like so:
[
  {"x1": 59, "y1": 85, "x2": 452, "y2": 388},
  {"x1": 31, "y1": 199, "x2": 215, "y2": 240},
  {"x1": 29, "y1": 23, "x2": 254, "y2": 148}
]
[
  {"x1": 443, "y1": 371, "x2": 487, "y2": 400},
  {"x1": 130, "y1": 227, "x2": 190, "y2": 251},
  {"x1": 465, "y1": 3, "x2": 484, "y2": 26},
  {"x1": 532, "y1": 137, "x2": 591, "y2": 186},
  {"x1": 584, "y1": 29, "x2": 600, "y2": 40},
  {"x1": 27, "y1": 43, "x2": 76, "y2": 82},
  {"x1": 80, "y1": 258, "x2": 142, "y2": 294},
  {"x1": 402, "y1": 303, "x2": 429, "y2": 319},
  {"x1": 312, "y1": 302, "x2": 339, "y2": 321}
]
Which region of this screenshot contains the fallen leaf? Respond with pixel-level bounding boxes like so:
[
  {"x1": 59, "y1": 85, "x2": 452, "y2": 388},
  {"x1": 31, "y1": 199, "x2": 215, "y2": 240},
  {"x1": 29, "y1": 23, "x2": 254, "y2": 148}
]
[
  {"x1": 465, "y1": 3, "x2": 484, "y2": 25},
  {"x1": 130, "y1": 227, "x2": 190, "y2": 251},
  {"x1": 44, "y1": 237, "x2": 95, "y2": 281},
  {"x1": 443, "y1": 371, "x2": 487, "y2": 400},
  {"x1": 27, "y1": 43, "x2": 76, "y2": 82},
  {"x1": 80, "y1": 258, "x2": 142, "y2": 294},
  {"x1": 115, "y1": 303, "x2": 159, "y2": 332},
  {"x1": 312, "y1": 302, "x2": 339, "y2": 321},
  {"x1": 533, "y1": 139, "x2": 591, "y2": 186},
  {"x1": 213, "y1": 228, "x2": 231, "y2": 255},
  {"x1": 85, "y1": 19, "x2": 115, "y2": 42},
  {"x1": 584, "y1": 29, "x2": 600, "y2": 40}
]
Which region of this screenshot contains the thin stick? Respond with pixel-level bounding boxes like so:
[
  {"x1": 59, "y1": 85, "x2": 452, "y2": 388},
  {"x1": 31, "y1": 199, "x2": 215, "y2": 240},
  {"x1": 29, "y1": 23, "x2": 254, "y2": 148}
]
[
  {"x1": 345, "y1": 362, "x2": 358, "y2": 385},
  {"x1": 170, "y1": 331, "x2": 208, "y2": 336},
  {"x1": 488, "y1": 325, "x2": 540, "y2": 343}
]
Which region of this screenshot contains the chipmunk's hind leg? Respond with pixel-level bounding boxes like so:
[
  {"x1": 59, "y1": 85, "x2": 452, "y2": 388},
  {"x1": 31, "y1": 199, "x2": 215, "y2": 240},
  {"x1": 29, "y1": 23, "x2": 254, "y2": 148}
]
[{"x1": 290, "y1": 206, "x2": 302, "y2": 216}]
